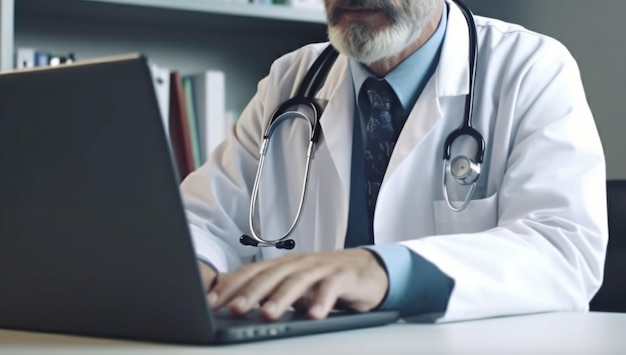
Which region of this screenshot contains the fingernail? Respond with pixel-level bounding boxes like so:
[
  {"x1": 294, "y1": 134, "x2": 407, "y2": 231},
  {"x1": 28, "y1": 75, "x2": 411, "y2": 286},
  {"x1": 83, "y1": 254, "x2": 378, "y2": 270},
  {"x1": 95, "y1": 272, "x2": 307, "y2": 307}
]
[{"x1": 208, "y1": 292, "x2": 218, "y2": 307}]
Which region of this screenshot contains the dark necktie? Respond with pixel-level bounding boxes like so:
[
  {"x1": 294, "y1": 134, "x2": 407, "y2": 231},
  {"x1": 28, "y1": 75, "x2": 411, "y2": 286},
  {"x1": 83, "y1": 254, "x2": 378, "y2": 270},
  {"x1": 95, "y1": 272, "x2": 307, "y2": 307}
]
[{"x1": 362, "y1": 78, "x2": 397, "y2": 229}]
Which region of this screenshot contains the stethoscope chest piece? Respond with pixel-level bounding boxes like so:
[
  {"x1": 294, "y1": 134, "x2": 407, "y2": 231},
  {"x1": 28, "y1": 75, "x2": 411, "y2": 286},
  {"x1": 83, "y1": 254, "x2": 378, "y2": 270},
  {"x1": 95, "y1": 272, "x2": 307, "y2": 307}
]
[
  {"x1": 448, "y1": 155, "x2": 481, "y2": 185},
  {"x1": 442, "y1": 157, "x2": 481, "y2": 212}
]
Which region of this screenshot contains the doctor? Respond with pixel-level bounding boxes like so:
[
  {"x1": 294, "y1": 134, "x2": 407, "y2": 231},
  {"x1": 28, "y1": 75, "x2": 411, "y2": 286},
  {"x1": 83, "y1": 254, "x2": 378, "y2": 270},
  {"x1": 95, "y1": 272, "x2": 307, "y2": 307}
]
[{"x1": 182, "y1": 0, "x2": 607, "y2": 322}]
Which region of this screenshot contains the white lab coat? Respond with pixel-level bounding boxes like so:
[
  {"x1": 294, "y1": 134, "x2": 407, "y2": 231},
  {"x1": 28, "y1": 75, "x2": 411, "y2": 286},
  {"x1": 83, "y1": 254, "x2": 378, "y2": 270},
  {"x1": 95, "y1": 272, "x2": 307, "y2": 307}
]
[{"x1": 181, "y1": 0, "x2": 607, "y2": 322}]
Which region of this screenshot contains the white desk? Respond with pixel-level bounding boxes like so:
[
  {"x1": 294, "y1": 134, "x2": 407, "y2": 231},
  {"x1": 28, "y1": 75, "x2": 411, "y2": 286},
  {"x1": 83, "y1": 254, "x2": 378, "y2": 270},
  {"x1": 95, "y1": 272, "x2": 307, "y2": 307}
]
[{"x1": 1, "y1": 312, "x2": 624, "y2": 354}]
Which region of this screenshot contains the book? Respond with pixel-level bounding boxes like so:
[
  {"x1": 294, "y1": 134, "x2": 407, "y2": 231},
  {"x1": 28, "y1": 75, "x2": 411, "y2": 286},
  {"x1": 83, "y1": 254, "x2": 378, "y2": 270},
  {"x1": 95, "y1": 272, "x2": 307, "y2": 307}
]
[
  {"x1": 188, "y1": 70, "x2": 227, "y2": 163},
  {"x1": 168, "y1": 72, "x2": 195, "y2": 181},
  {"x1": 191, "y1": 70, "x2": 230, "y2": 161},
  {"x1": 182, "y1": 76, "x2": 203, "y2": 169}
]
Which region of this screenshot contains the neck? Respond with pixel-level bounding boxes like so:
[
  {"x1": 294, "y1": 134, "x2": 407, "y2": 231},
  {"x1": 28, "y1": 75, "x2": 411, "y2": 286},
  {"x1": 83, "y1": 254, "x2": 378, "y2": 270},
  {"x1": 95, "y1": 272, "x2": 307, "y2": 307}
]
[{"x1": 367, "y1": 1, "x2": 444, "y2": 77}]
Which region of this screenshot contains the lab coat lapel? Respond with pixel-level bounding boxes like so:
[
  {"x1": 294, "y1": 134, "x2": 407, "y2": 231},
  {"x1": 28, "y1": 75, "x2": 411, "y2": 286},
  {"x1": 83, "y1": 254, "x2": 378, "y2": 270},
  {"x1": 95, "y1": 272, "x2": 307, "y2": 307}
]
[
  {"x1": 315, "y1": 55, "x2": 353, "y2": 197},
  {"x1": 384, "y1": 0, "x2": 471, "y2": 181}
]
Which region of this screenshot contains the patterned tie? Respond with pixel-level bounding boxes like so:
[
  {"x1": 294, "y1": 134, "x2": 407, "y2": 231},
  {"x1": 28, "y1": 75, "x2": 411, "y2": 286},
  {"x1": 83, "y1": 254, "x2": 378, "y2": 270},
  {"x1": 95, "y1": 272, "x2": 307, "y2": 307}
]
[{"x1": 362, "y1": 78, "x2": 397, "y2": 226}]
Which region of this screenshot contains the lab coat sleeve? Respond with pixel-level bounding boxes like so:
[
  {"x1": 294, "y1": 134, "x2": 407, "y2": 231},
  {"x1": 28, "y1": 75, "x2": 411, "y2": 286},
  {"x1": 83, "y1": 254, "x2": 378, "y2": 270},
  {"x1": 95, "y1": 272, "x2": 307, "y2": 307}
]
[
  {"x1": 179, "y1": 45, "x2": 327, "y2": 272},
  {"x1": 402, "y1": 41, "x2": 607, "y2": 322}
]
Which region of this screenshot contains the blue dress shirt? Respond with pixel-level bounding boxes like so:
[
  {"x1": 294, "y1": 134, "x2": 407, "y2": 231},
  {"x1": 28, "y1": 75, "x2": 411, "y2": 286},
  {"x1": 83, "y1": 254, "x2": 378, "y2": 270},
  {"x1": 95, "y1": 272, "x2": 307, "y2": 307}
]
[{"x1": 344, "y1": 5, "x2": 455, "y2": 318}]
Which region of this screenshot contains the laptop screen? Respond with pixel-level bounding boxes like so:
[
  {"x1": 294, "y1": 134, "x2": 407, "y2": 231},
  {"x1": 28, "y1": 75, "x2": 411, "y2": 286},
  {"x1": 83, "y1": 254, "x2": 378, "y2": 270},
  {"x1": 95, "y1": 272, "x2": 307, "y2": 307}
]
[
  {"x1": 0, "y1": 56, "x2": 215, "y2": 344},
  {"x1": 0, "y1": 55, "x2": 400, "y2": 345}
]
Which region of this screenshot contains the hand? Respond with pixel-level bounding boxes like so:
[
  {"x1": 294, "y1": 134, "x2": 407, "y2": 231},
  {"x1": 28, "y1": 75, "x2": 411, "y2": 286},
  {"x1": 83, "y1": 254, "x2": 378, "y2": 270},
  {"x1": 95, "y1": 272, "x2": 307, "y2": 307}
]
[
  {"x1": 207, "y1": 249, "x2": 389, "y2": 320},
  {"x1": 197, "y1": 260, "x2": 218, "y2": 293}
]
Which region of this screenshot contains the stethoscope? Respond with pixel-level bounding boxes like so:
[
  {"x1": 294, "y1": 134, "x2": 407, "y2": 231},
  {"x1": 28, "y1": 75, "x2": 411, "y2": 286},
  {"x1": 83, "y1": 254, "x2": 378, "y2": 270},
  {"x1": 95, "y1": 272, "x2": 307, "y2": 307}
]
[{"x1": 240, "y1": 0, "x2": 484, "y2": 250}]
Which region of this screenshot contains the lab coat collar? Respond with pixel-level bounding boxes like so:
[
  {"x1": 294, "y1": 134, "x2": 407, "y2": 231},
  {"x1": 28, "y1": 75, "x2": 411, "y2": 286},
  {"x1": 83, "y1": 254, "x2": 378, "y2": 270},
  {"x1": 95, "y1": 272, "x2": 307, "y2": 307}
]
[{"x1": 437, "y1": 0, "x2": 471, "y2": 97}]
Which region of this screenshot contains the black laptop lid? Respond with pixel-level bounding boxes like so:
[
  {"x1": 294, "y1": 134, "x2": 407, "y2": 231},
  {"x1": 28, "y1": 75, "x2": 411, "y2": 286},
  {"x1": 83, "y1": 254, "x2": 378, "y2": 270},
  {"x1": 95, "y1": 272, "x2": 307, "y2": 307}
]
[{"x1": 0, "y1": 56, "x2": 214, "y2": 344}]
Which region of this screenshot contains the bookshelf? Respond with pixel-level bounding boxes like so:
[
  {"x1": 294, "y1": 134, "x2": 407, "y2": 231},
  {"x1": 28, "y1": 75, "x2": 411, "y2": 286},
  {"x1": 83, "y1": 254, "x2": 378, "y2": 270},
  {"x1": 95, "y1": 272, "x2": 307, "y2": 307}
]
[{"x1": 0, "y1": 0, "x2": 328, "y2": 115}]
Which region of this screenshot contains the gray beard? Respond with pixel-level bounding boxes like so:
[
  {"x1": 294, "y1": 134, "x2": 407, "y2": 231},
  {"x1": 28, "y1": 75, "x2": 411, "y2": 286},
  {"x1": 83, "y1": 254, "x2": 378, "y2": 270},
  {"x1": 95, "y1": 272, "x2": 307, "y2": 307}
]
[
  {"x1": 328, "y1": 22, "x2": 416, "y2": 65},
  {"x1": 327, "y1": 1, "x2": 436, "y2": 65}
]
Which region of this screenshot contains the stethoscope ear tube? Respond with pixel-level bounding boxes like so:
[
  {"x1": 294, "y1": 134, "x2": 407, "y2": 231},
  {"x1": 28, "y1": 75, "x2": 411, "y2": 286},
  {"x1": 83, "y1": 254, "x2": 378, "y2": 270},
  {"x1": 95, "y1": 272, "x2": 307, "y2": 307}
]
[
  {"x1": 244, "y1": 110, "x2": 318, "y2": 249},
  {"x1": 264, "y1": 97, "x2": 320, "y2": 138},
  {"x1": 442, "y1": 126, "x2": 485, "y2": 163},
  {"x1": 240, "y1": 45, "x2": 339, "y2": 249},
  {"x1": 297, "y1": 45, "x2": 339, "y2": 98},
  {"x1": 240, "y1": 235, "x2": 296, "y2": 250}
]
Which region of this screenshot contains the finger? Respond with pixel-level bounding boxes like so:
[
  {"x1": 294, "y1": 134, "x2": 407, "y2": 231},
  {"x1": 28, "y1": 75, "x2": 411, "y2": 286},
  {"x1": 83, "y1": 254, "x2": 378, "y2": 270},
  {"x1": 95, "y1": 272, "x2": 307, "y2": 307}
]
[
  {"x1": 259, "y1": 267, "x2": 332, "y2": 320},
  {"x1": 226, "y1": 258, "x2": 317, "y2": 315},
  {"x1": 209, "y1": 264, "x2": 270, "y2": 309},
  {"x1": 211, "y1": 254, "x2": 303, "y2": 310},
  {"x1": 307, "y1": 273, "x2": 351, "y2": 320}
]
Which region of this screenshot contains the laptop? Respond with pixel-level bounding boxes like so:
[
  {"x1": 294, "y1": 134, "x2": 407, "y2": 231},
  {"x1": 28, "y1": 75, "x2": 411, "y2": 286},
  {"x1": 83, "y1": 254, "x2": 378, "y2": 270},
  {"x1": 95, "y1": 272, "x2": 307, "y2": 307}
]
[{"x1": 0, "y1": 55, "x2": 399, "y2": 345}]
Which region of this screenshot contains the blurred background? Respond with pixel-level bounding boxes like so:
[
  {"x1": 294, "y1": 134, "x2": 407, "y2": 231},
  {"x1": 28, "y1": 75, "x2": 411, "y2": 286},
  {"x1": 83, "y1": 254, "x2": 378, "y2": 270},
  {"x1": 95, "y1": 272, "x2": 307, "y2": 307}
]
[
  {"x1": 465, "y1": 0, "x2": 626, "y2": 179},
  {"x1": 7, "y1": 0, "x2": 625, "y2": 178}
]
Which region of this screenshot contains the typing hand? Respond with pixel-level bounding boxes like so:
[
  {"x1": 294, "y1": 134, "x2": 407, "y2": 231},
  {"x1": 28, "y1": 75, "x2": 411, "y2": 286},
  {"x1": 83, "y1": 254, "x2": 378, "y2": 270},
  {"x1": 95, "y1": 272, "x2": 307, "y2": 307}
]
[
  {"x1": 198, "y1": 261, "x2": 218, "y2": 293},
  {"x1": 206, "y1": 249, "x2": 389, "y2": 320}
]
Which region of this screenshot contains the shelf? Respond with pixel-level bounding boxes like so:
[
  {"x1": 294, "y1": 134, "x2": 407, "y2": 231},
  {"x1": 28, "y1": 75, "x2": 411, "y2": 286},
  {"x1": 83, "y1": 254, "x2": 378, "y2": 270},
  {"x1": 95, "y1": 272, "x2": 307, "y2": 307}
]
[
  {"x1": 15, "y1": 0, "x2": 327, "y2": 32},
  {"x1": 5, "y1": 0, "x2": 330, "y2": 114},
  {"x1": 78, "y1": 0, "x2": 327, "y2": 23}
]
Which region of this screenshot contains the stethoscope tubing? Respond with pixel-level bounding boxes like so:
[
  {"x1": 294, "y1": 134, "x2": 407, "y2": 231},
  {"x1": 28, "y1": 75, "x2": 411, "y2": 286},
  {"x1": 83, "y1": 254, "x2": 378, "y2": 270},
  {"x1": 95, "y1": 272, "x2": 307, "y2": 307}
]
[
  {"x1": 247, "y1": 111, "x2": 316, "y2": 247},
  {"x1": 442, "y1": 0, "x2": 483, "y2": 163},
  {"x1": 241, "y1": 0, "x2": 483, "y2": 248}
]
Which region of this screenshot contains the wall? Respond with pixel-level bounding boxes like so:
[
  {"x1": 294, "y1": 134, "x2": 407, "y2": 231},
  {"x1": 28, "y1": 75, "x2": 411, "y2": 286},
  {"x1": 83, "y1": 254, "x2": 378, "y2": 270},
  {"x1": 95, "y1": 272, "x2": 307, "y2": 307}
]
[
  {"x1": 14, "y1": 2, "x2": 327, "y2": 119},
  {"x1": 465, "y1": 0, "x2": 626, "y2": 179}
]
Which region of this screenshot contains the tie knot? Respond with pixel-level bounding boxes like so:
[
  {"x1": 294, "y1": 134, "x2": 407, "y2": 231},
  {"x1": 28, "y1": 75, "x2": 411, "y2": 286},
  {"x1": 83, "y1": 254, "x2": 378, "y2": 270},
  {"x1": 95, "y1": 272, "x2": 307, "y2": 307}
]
[{"x1": 363, "y1": 78, "x2": 394, "y2": 111}]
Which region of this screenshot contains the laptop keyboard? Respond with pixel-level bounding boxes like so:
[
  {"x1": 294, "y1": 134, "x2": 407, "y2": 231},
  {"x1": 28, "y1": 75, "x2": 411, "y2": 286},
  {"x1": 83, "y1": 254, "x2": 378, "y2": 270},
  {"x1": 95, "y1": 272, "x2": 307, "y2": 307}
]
[{"x1": 212, "y1": 308, "x2": 312, "y2": 327}]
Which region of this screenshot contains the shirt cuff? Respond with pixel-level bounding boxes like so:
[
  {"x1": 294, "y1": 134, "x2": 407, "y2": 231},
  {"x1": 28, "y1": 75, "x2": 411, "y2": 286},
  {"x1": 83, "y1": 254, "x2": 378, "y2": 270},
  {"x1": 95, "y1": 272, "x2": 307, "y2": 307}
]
[{"x1": 362, "y1": 244, "x2": 455, "y2": 317}]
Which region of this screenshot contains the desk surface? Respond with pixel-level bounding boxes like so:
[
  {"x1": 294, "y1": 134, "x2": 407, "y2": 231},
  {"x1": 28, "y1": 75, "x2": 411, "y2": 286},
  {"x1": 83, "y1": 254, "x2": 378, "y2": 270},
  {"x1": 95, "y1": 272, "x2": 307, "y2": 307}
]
[{"x1": 1, "y1": 312, "x2": 625, "y2": 354}]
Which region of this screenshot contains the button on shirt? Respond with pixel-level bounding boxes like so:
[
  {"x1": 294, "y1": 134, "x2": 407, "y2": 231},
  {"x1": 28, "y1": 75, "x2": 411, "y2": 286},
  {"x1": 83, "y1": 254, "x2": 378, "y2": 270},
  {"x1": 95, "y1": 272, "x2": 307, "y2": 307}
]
[{"x1": 344, "y1": 6, "x2": 455, "y2": 317}]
